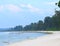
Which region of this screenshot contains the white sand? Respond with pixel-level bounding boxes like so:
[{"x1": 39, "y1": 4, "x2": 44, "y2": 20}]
[{"x1": 8, "y1": 32, "x2": 60, "y2": 46}]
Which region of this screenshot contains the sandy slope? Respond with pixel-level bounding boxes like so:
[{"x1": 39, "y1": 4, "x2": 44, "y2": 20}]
[{"x1": 8, "y1": 33, "x2": 60, "y2": 46}]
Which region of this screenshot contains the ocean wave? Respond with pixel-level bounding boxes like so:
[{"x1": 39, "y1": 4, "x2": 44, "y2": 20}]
[{"x1": 0, "y1": 32, "x2": 10, "y2": 35}]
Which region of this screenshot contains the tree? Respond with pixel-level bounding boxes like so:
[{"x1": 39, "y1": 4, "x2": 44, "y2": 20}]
[
  {"x1": 44, "y1": 16, "x2": 52, "y2": 30},
  {"x1": 14, "y1": 25, "x2": 23, "y2": 31},
  {"x1": 23, "y1": 25, "x2": 31, "y2": 31},
  {"x1": 52, "y1": 10, "x2": 60, "y2": 30},
  {"x1": 37, "y1": 20, "x2": 44, "y2": 30},
  {"x1": 24, "y1": 23, "x2": 38, "y2": 31},
  {"x1": 30, "y1": 23, "x2": 37, "y2": 30},
  {"x1": 55, "y1": 0, "x2": 60, "y2": 8}
]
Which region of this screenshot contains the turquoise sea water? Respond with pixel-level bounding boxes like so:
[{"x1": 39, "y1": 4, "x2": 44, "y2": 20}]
[{"x1": 0, "y1": 32, "x2": 46, "y2": 46}]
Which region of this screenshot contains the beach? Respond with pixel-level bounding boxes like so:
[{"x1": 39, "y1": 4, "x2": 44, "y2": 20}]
[{"x1": 8, "y1": 31, "x2": 60, "y2": 46}]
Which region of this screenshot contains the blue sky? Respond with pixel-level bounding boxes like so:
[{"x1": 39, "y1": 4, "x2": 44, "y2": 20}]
[{"x1": 0, "y1": 0, "x2": 58, "y2": 28}]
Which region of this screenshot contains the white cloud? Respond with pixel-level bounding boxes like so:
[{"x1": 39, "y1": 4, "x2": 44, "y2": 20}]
[
  {"x1": 44, "y1": 2, "x2": 55, "y2": 5},
  {"x1": 0, "y1": 4, "x2": 43, "y2": 13},
  {"x1": 27, "y1": 4, "x2": 40, "y2": 12},
  {"x1": 20, "y1": 4, "x2": 27, "y2": 7},
  {"x1": 0, "y1": 4, "x2": 22, "y2": 12},
  {"x1": 20, "y1": 4, "x2": 41, "y2": 13},
  {"x1": 5, "y1": 4, "x2": 22, "y2": 12},
  {"x1": 0, "y1": 5, "x2": 4, "y2": 11}
]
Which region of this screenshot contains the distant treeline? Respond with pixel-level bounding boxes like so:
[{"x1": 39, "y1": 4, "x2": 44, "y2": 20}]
[{"x1": 7, "y1": 10, "x2": 60, "y2": 31}]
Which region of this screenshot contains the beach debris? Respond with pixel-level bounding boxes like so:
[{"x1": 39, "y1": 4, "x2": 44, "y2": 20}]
[{"x1": 3, "y1": 41, "x2": 10, "y2": 44}]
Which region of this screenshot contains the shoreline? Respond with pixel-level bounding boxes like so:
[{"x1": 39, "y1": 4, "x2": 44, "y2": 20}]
[
  {"x1": 1, "y1": 31, "x2": 60, "y2": 34},
  {"x1": 7, "y1": 31, "x2": 60, "y2": 46},
  {"x1": 2, "y1": 31, "x2": 60, "y2": 34}
]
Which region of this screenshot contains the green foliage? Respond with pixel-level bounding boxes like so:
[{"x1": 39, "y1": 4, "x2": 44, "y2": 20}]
[
  {"x1": 55, "y1": 0, "x2": 60, "y2": 8},
  {"x1": 13, "y1": 25, "x2": 23, "y2": 31},
  {"x1": 37, "y1": 20, "x2": 44, "y2": 30},
  {"x1": 58, "y1": 1, "x2": 60, "y2": 8},
  {"x1": 44, "y1": 16, "x2": 52, "y2": 29}
]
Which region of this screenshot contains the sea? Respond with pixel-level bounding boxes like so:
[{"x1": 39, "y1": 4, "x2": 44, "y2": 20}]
[{"x1": 0, "y1": 31, "x2": 46, "y2": 46}]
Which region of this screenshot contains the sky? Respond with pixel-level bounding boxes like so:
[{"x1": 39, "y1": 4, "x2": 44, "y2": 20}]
[{"x1": 0, "y1": 0, "x2": 59, "y2": 28}]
